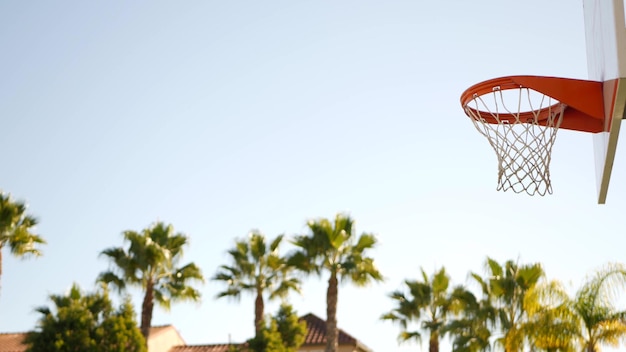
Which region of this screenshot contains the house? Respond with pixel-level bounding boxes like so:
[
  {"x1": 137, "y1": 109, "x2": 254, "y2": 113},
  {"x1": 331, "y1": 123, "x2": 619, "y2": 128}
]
[
  {"x1": 148, "y1": 325, "x2": 186, "y2": 352},
  {"x1": 0, "y1": 313, "x2": 372, "y2": 352},
  {"x1": 299, "y1": 313, "x2": 372, "y2": 352},
  {"x1": 0, "y1": 326, "x2": 182, "y2": 352}
]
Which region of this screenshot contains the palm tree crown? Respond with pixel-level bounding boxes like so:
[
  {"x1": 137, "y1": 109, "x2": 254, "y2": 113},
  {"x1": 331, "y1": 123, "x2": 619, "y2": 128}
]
[
  {"x1": 0, "y1": 192, "x2": 45, "y2": 292},
  {"x1": 213, "y1": 231, "x2": 300, "y2": 337},
  {"x1": 289, "y1": 213, "x2": 383, "y2": 352},
  {"x1": 524, "y1": 263, "x2": 626, "y2": 352},
  {"x1": 382, "y1": 267, "x2": 454, "y2": 352},
  {"x1": 443, "y1": 285, "x2": 495, "y2": 352},
  {"x1": 471, "y1": 257, "x2": 544, "y2": 352},
  {"x1": 98, "y1": 221, "x2": 204, "y2": 341}
]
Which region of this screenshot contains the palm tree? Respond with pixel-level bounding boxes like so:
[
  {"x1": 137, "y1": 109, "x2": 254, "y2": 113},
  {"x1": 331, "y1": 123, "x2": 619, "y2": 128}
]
[
  {"x1": 98, "y1": 221, "x2": 204, "y2": 342},
  {"x1": 523, "y1": 263, "x2": 626, "y2": 352},
  {"x1": 0, "y1": 192, "x2": 45, "y2": 292},
  {"x1": 443, "y1": 285, "x2": 495, "y2": 352},
  {"x1": 288, "y1": 213, "x2": 383, "y2": 352},
  {"x1": 523, "y1": 280, "x2": 579, "y2": 352},
  {"x1": 213, "y1": 231, "x2": 300, "y2": 338},
  {"x1": 381, "y1": 267, "x2": 454, "y2": 352},
  {"x1": 471, "y1": 257, "x2": 544, "y2": 352}
]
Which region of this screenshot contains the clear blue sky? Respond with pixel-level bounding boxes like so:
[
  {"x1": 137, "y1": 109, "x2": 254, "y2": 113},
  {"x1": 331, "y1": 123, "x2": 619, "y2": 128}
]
[{"x1": 2, "y1": 1, "x2": 626, "y2": 351}]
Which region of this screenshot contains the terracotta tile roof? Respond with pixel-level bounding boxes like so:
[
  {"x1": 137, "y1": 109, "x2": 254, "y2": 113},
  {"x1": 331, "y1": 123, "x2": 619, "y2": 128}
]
[
  {"x1": 169, "y1": 344, "x2": 242, "y2": 352},
  {"x1": 0, "y1": 326, "x2": 176, "y2": 352},
  {"x1": 0, "y1": 333, "x2": 27, "y2": 352},
  {"x1": 300, "y1": 313, "x2": 358, "y2": 345},
  {"x1": 300, "y1": 313, "x2": 373, "y2": 352}
]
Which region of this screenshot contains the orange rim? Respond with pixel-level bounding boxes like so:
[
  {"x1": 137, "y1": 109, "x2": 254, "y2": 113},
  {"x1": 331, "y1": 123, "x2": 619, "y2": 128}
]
[{"x1": 460, "y1": 75, "x2": 605, "y2": 133}]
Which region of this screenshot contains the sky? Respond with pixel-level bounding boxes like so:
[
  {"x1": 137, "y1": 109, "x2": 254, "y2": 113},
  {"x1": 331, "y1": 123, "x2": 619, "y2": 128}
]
[{"x1": 1, "y1": 1, "x2": 626, "y2": 351}]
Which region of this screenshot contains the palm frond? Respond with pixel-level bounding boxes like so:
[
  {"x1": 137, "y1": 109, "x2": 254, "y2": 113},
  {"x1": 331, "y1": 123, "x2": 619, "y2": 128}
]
[
  {"x1": 7, "y1": 228, "x2": 45, "y2": 257},
  {"x1": 354, "y1": 233, "x2": 376, "y2": 252},
  {"x1": 98, "y1": 221, "x2": 203, "y2": 334},
  {"x1": 398, "y1": 330, "x2": 421, "y2": 343},
  {"x1": 213, "y1": 230, "x2": 300, "y2": 338},
  {"x1": 154, "y1": 289, "x2": 171, "y2": 310},
  {"x1": 0, "y1": 193, "x2": 45, "y2": 258},
  {"x1": 97, "y1": 271, "x2": 127, "y2": 292},
  {"x1": 592, "y1": 319, "x2": 626, "y2": 346}
]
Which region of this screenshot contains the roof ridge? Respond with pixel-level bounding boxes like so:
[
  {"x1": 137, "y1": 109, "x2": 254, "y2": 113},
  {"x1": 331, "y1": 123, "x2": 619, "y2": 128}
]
[
  {"x1": 169, "y1": 344, "x2": 244, "y2": 352},
  {"x1": 299, "y1": 313, "x2": 358, "y2": 345}
]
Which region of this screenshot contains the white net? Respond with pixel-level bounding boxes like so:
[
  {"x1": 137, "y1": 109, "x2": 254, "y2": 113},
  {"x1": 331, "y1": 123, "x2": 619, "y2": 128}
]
[{"x1": 464, "y1": 86, "x2": 565, "y2": 196}]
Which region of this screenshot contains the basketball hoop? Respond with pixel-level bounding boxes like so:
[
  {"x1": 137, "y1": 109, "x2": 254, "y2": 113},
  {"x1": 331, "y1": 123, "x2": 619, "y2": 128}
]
[{"x1": 461, "y1": 76, "x2": 606, "y2": 196}]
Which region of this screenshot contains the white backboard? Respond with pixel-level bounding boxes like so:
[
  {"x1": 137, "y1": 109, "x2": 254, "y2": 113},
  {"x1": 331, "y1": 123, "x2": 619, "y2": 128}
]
[{"x1": 584, "y1": 0, "x2": 626, "y2": 203}]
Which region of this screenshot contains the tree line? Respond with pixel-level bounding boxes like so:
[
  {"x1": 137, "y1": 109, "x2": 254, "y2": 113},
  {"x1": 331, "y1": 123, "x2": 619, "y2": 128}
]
[
  {"x1": 381, "y1": 260, "x2": 626, "y2": 352},
  {"x1": 2, "y1": 190, "x2": 626, "y2": 352}
]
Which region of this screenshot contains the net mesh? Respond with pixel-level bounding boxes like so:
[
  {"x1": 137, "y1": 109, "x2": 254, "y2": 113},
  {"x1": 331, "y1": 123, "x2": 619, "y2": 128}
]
[{"x1": 464, "y1": 86, "x2": 565, "y2": 196}]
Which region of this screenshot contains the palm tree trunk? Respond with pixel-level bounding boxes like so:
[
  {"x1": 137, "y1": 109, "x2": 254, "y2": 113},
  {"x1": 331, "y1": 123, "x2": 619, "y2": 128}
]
[
  {"x1": 325, "y1": 272, "x2": 338, "y2": 352},
  {"x1": 141, "y1": 280, "x2": 155, "y2": 344},
  {"x1": 255, "y1": 289, "x2": 264, "y2": 337},
  {"x1": 429, "y1": 330, "x2": 439, "y2": 352}
]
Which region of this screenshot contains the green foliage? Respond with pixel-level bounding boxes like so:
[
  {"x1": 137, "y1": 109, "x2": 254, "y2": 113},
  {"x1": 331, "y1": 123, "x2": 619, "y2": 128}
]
[
  {"x1": 381, "y1": 267, "x2": 453, "y2": 352},
  {"x1": 523, "y1": 263, "x2": 626, "y2": 352},
  {"x1": 273, "y1": 304, "x2": 306, "y2": 351},
  {"x1": 264, "y1": 320, "x2": 289, "y2": 352},
  {"x1": 289, "y1": 213, "x2": 383, "y2": 284},
  {"x1": 213, "y1": 231, "x2": 300, "y2": 335},
  {"x1": 98, "y1": 221, "x2": 204, "y2": 339},
  {"x1": 213, "y1": 231, "x2": 300, "y2": 300},
  {"x1": 247, "y1": 304, "x2": 307, "y2": 352},
  {"x1": 289, "y1": 213, "x2": 382, "y2": 352},
  {"x1": 470, "y1": 257, "x2": 544, "y2": 352},
  {"x1": 0, "y1": 192, "x2": 45, "y2": 255},
  {"x1": 443, "y1": 285, "x2": 495, "y2": 352},
  {"x1": 0, "y1": 191, "x2": 46, "y2": 288},
  {"x1": 437, "y1": 260, "x2": 626, "y2": 352},
  {"x1": 98, "y1": 222, "x2": 204, "y2": 306},
  {"x1": 24, "y1": 283, "x2": 146, "y2": 352},
  {"x1": 248, "y1": 322, "x2": 282, "y2": 352}
]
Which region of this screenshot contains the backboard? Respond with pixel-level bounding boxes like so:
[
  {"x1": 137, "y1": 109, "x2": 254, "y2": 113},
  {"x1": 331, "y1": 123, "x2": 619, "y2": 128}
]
[{"x1": 584, "y1": 0, "x2": 626, "y2": 204}]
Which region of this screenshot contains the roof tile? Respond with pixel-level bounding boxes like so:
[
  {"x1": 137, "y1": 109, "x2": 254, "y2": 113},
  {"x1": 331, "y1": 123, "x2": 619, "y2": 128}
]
[
  {"x1": 300, "y1": 313, "x2": 358, "y2": 346},
  {"x1": 169, "y1": 344, "x2": 240, "y2": 352},
  {"x1": 0, "y1": 333, "x2": 27, "y2": 352}
]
